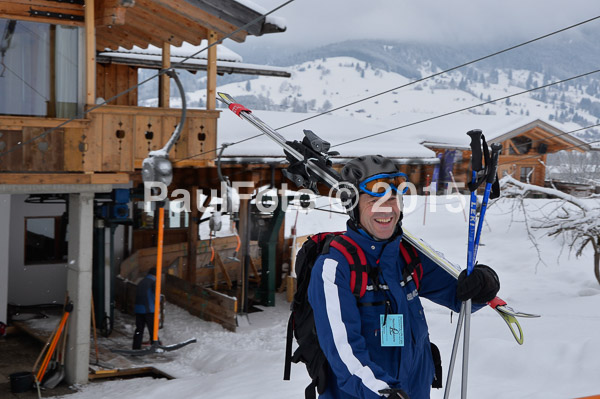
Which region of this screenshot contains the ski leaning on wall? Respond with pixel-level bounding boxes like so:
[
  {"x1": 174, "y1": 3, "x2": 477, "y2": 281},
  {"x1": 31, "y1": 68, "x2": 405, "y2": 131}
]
[{"x1": 217, "y1": 92, "x2": 539, "y2": 345}]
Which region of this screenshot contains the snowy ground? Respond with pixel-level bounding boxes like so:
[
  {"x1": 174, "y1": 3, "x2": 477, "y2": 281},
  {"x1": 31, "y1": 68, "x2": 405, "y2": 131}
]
[{"x1": 51, "y1": 195, "x2": 600, "y2": 399}]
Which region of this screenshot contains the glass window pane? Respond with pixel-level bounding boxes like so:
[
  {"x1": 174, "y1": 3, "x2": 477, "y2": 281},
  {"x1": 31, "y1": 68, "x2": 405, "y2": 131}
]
[{"x1": 0, "y1": 19, "x2": 80, "y2": 117}]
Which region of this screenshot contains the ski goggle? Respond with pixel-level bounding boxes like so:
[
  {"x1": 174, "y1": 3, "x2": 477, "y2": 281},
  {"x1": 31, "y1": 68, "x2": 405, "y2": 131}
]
[{"x1": 358, "y1": 172, "x2": 409, "y2": 197}]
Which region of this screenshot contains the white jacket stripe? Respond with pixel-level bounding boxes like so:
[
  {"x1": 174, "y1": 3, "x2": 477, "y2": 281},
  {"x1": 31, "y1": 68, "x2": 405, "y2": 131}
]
[{"x1": 322, "y1": 258, "x2": 389, "y2": 396}]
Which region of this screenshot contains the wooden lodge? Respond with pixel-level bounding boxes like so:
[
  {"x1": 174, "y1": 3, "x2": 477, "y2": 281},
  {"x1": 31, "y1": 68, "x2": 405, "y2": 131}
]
[
  {"x1": 420, "y1": 119, "x2": 591, "y2": 193},
  {"x1": 0, "y1": 0, "x2": 288, "y2": 386}
]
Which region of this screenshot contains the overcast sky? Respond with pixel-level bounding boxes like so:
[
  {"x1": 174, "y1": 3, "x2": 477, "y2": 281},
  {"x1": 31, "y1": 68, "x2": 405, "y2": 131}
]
[{"x1": 235, "y1": 0, "x2": 599, "y2": 51}]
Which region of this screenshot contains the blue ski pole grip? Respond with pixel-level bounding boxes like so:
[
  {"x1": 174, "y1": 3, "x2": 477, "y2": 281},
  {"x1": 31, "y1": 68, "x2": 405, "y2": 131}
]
[{"x1": 467, "y1": 129, "x2": 483, "y2": 173}]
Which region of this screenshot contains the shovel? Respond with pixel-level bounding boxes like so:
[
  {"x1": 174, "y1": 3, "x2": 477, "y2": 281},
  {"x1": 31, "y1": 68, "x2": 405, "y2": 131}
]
[{"x1": 42, "y1": 317, "x2": 68, "y2": 389}]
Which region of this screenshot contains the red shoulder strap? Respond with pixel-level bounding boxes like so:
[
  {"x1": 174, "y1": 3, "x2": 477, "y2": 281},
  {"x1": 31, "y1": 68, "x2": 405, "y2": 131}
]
[
  {"x1": 399, "y1": 240, "x2": 423, "y2": 290},
  {"x1": 329, "y1": 235, "x2": 368, "y2": 298}
]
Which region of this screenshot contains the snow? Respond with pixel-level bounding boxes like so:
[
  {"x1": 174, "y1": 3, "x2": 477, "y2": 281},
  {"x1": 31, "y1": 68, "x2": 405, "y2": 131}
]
[
  {"x1": 234, "y1": 0, "x2": 287, "y2": 29},
  {"x1": 50, "y1": 195, "x2": 600, "y2": 399},
  {"x1": 217, "y1": 108, "x2": 437, "y2": 159},
  {"x1": 202, "y1": 56, "x2": 590, "y2": 162},
  {"x1": 100, "y1": 42, "x2": 243, "y2": 63}
]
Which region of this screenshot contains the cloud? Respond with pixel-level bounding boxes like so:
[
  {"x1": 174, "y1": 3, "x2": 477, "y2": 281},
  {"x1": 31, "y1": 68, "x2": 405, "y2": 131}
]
[{"x1": 249, "y1": 0, "x2": 599, "y2": 46}]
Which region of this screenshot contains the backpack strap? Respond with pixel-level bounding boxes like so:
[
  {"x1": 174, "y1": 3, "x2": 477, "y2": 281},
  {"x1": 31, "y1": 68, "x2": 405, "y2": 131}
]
[
  {"x1": 399, "y1": 239, "x2": 423, "y2": 290},
  {"x1": 328, "y1": 235, "x2": 369, "y2": 298}
]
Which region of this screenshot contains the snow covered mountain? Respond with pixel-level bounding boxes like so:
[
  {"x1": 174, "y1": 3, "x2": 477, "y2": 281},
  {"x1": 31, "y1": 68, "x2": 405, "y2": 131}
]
[{"x1": 142, "y1": 36, "x2": 600, "y2": 144}]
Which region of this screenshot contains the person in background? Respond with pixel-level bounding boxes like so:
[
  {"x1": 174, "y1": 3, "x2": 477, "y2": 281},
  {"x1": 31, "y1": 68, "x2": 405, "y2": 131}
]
[{"x1": 132, "y1": 267, "x2": 157, "y2": 349}]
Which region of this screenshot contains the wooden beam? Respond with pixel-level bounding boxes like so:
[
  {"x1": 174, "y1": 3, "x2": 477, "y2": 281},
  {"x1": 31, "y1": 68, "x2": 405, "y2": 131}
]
[
  {"x1": 0, "y1": 173, "x2": 129, "y2": 185},
  {"x1": 94, "y1": 0, "x2": 127, "y2": 26},
  {"x1": 164, "y1": 274, "x2": 237, "y2": 332},
  {"x1": 206, "y1": 30, "x2": 217, "y2": 110},
  {"x1": 89, "y1": 367, "x2": 175, "y2": 381},
  {"x1": 160, "y1": 42, "x2": 171, "y2": 108},
  {"x1": 134, "y1": 0, "x2": 209, "y2": 43},
  {"x1": 507, "y1": 139, "x2": 521, "y2": 155},
  {"x1": 214, "y1": 252, "x2": 233, "y2": 290},
  {"x1": 0, "y1": 117, "x2": 89, "y2": 129},
  {"x1": 117, "y1": 22, "x2": 172, "y2": 48},
  {"x1": 150, "y1": 0, "x2": 247, "y2": 43},
  {"x1": 95, "y1": 34, "x2": 123, "y2": 52},
  {"x1": 128, "y1": 4, "x2": 202, "y2": 46},
  {"x1": 86, "y1": 0, "x2": 96, "y2": 105},
  {"x1": 0, "y1": 0, "x2": 84, "y2": 27},
  {"x1": 95, "y1": 26, "x2": 136, "y2": 50},
  {"x1": 102, "y1": 24, "x2": 156, "y2": 49}
]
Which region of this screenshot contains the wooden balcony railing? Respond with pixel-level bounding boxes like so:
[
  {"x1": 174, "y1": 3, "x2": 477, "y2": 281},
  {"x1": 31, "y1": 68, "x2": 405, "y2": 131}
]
[{"x1": 0, "y1": 106, "x2": 218, "y2": 174}]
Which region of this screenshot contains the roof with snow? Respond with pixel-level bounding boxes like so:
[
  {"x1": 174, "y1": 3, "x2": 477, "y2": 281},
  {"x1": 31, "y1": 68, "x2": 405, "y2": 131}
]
[
  {"x1": 216, "y1": 109, "x2": 592, "y2": 163},
  {"x1": 98, "y1": 42, "x2": 291, "y2": 78},
  {"x1": 217, "y1": 108, "x2": 438, "y2": 163}
]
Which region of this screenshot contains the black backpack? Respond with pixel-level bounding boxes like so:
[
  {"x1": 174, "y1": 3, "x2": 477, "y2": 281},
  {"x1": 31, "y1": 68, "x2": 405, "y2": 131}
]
[{"x1": 283, "y1": 232, "x2": 425, "y2": 399}]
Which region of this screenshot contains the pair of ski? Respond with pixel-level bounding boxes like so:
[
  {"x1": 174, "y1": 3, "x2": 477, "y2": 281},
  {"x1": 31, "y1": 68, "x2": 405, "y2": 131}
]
[{"x1": 217, "y1": 92, "x2": 539, "y2": 349}]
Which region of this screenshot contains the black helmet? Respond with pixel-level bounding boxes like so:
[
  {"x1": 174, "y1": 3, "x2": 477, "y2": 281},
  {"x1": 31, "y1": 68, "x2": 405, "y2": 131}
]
[
  {"x1": 340, "y1": 155, "x2": 399, "y2": 222},
  {"x1": 341, "y1": 155, "x2": 398, "y2": 187}
]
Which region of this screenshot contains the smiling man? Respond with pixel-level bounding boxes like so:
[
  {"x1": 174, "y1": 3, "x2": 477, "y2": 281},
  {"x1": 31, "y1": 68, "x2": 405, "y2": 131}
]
[{"x1": 307, "y1": 155, "x2": 500, "y2": 399}]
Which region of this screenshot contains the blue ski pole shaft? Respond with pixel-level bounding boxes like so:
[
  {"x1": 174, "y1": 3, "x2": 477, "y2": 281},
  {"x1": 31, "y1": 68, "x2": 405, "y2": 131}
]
[{"x1": 461, "y1": 170, "x2": 479, "y2": 399}]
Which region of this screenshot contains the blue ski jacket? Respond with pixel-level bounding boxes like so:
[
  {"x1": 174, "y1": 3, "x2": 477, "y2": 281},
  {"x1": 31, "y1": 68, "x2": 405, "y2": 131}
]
[
  {"x1": 308, "y1": 223, "x2": 481, "y2": 399},
  {"x1": 134, "y1": 273, "x2": 156, "y2": 314}
]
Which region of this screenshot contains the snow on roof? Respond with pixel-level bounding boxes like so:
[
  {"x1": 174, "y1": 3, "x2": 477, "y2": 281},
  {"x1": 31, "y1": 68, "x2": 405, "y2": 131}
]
[
  {"x1": 100, "y1": 41, "x2": 243, "y2": 63},
  {"x1": 233, "y1": 0, "x2": 287, "y2": 30},
  {"x1": 371, "y1": 112, "x2": 585, "y2": 149},
  {"x1": 217, "y1": 108, "x2": 437, "y2": 161},
  {"x1": 217, "y1": 108, "x2": 590, "y2": 162}
]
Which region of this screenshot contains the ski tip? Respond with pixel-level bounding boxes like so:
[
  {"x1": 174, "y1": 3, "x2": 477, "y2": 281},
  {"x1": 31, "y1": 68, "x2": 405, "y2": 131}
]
[{"x1": 217, "y1": 92, "x2": 234, "y2": 103}]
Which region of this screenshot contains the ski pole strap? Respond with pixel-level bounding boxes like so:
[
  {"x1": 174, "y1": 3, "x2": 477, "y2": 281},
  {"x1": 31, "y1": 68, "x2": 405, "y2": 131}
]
[
  {"x1": 228, "y1": 103, "x2": 251, "y2": 117},
  {"x1": 488, "y1": 143, "x2": 503, "y2": 199},
  {"x1": 283, "y1": 313, "x2": 294, "y2": 380}
]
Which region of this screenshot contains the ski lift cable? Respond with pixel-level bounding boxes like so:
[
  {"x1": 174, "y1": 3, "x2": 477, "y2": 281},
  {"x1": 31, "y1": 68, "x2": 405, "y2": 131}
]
[
  {"x1": 185, "y1": 67, "x2": 600, "y2": 164},
  {"x1": 275, "y1": 15, "x2": 600, "y2": 131},
  {"x1": 176, "y1": 15, "x2": 600, "y2": 162},
  {"x1": 332, "y1": 68, "x2": 600, "y2": 148},
  {"x1": 0, "y1": 0, "x2": 295, "y2": 159}
]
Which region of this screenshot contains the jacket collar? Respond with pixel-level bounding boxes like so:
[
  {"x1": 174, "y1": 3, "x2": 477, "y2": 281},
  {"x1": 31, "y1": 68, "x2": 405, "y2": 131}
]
[{"x1": 345, "y1": 220, "x2": 403, "y2": 262}]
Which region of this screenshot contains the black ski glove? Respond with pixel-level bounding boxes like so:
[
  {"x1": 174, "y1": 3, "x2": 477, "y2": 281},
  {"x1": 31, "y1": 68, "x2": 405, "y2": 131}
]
[
  {"x1": 456, "y1": 264, "x2": 500, "y2": 303},
  {"x1": 379, "y1": 388, "x2": 410, "y2": 399}
]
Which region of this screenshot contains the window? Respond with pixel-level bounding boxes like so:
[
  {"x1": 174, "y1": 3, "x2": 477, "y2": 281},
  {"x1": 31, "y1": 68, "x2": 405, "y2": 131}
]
[
  {"x1": 520, "y1": 167, "x2": 533, "y2": 183},
  {"x1": 509, "y1": 137, "x2": 533, "y2": 155},
  {"x1": 0, "y1": 19, "x2": 81, "y2": 118},
  {"x1": 24, "y1": 216, "x2": 68, "y2": 264}
]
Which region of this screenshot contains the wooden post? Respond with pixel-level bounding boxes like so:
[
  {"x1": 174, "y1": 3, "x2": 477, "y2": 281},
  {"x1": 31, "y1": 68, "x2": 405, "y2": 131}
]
[
  {"x1": 187, "y1": 186, "x2": 198, "y2": 284},
  {"x1": 160, "y1": 43, "x2": 171, "y2": 108},
  {"x1": 206, "y1": 31, "x2": 217, "y2": 110},
  {"x1": 85, "y1": 0, "x2": 96, "y2": 105},
  {"x1": 238, "y1": 198, "x2": 251, "y2": 313}
]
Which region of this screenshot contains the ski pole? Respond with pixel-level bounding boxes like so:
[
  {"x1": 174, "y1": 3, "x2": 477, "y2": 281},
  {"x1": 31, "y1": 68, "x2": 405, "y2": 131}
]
[
  {"x1": 445, "y1": 132, "x2": 502, "y2": 399},
  {"x1": 444, "y1": 129, "x2": 483, "y2": 399},
  {"x1": 461, "y1": 129, "x2": 485, "y2": 399}
]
